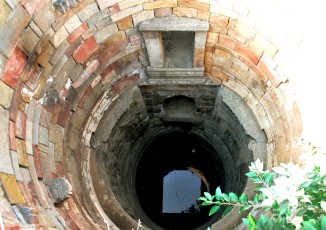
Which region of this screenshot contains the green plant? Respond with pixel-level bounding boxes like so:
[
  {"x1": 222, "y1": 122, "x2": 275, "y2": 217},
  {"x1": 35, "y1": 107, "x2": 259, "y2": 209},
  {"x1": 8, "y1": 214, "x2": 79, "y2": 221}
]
[{"x1": 199, "y1": 144, "x2": 326, "y2": 230}]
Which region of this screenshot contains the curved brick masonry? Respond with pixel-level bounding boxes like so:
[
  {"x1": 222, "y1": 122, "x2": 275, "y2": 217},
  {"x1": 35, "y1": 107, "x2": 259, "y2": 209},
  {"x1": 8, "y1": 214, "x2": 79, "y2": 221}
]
[{"x1": 0, "y1": 0, "x2": 324, "y2": 229}]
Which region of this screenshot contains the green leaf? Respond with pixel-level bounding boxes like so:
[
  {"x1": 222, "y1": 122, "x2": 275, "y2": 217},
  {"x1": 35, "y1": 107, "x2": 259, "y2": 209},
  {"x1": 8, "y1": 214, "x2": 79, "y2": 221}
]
[
  {"x1": 258, "y1": 214, "x2": 268, "y2": 224},
  {"x1": 222, "y1": 206, "x2": 233, "y2": 217},
  {"x1": 198, "y1": 197, "x2": 207, "y2": 202},
  {"x1": 302, "y1": 221, "x2": 318, "y2": 230},
  {"x1": 222, "y1": 194, "x2": 230, "y2": 202},
  {"x1": 279, "y1": 207, "x2": 288, "y2": 216},
  {"x1": 254, "y1": 194, "x2": 259, "y2": 203},
  {"x1": 239, "y1": 193, "x2": 248, "y2": 203},
  {"x1": 229, "y1": 192, "x2": 238, "y2": 202},
  {"x1": 209, "y1": 205, "x2": 220, "y2": 216},
  {"x1": 215, "y1": 187, "x2": 223, "y2": 200},
  {"x1": 246, "y1": 172, "x2": 258, "y2": 178},
  {"x1": 201, "y1": 201, "x2": 212, "y2": 206},
  {"x1": 204, "y1": 192, "x2": 213, "y2": 201},
  {"x1": 247, "y1": 214, "x2": 256, "y2": 226},
  {"x1": 321, "y1": 216, "x2": 326, "y2": 230},
  {"x1": 296, "y1": 208, "x2": 306, "y2": 216},
  {"x1": 265, "y1": 173, "x2": 274, "y2": 184},
  {"x1": 242, "y1": 218, "x2": 250, "y2": 227}
]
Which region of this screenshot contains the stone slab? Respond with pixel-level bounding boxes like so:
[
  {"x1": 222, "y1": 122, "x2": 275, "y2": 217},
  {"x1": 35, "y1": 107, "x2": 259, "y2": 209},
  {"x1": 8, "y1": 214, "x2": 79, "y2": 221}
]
[
  {"x1": 0, "y1": 107, "x2": 14, "y2": 175},
  {"x1": 0, "y1": 173, "x2": 26, "y2": 204}
]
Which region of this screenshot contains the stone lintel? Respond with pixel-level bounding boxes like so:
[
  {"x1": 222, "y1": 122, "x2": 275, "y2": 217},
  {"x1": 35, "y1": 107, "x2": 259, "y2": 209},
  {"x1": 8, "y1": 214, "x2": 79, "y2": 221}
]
[
  {"x1": 139, "y1": 16, "x2": 209, "y2": 32},
  {"x1": 147, "y1": 67, "x2": 204, "y2": 78}
]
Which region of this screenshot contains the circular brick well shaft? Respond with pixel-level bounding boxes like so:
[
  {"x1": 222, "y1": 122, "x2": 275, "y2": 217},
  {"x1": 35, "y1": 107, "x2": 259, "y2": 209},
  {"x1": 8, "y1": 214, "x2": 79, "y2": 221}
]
[{"x1": 0, "y1": 0, "x2": 313, "y2": 229}]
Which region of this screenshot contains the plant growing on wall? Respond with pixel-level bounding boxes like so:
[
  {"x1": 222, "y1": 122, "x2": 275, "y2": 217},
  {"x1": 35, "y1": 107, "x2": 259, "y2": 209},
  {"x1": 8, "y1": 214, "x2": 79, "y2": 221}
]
[{"x1": 199, "y1": 143, "x2": 326, "y2": 230}]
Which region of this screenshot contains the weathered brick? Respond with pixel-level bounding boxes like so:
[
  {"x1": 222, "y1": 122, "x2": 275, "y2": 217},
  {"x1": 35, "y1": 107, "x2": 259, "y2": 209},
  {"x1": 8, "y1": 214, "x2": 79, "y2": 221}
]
[
  {"x1": 235, "y1": 43, "x2": 260, "y2": 65},
  {"x1": 0, "y1": 24, "x2": 20, "y2": 56},
  {"x1": 3, "y1": 224, "x2": 20, "y2": 230},
  {"x1": 173, "y1": 6, "x2": 197, "y2": 18},
  {"x1": 73, "y1": 37, "x2": 99, "y2": 63},
  {"x1": 0, "y1": 0, "x2": 12, "y2": 26},
  {"x1": 0, "y1": 107, "x2": 14, "y2": 175},
  {"x1": 25, "y1": 120, "x2": 33, "y2": 155},
  {"x1": 218, "y1": 34, "x2": 237, "y2": 50},
  {"x1": 94, "y1": 23, "x2": 119, "y2": 43},
  {"x1": 15, "y1": 110, "x2": 27, "y2": 140},
  {"x1": 28, "y1": 20, "x2": 42, "y2": 37},
  {"x1": 258, "y1": 54, "x2": 282, "y2": 87},
  {"x1": 154, "y1": 7, "x2": 172, "y2": 17},
  {"x1": 16, "y1": 139, "x2": 28, "y2": 167},
  {"x1": 72, "y1": 59, "x2": 100, "y2": 89},
  {"x1": 1, "y1": 46, "x2": 26, "y2": 89},
  {"x1": 33, "y1": 145, "x2": 43, "y2": 179},
  {"x1": 97, "y1": 0, "x2": 122, "y2": 9},
  {"x1": 178, "y1": 0, "x2": 209, "y2": 10},
  {"x1": 210, "y1": 66, "x2": 228, "y2": 81},
  {"x1": 132, "y1": 10, "x2": 154, "y2": 26},
  {"x1": 130, "y1": 34, "x2": 143, "y2": 45},
  {"x1": 86, "y1": 9, "x2": 110, "y2": 27},
  {"x1": 51, "y1": 26, "x2": 69, "y2": 48},
  {"x1": 9, "y1": 121, "x2": 16, "y2": 150},
  {"x1": 48, "y1": 142, "x2": 56, "y2": 173},
  {"x1": 111, "y1": 4, "x2": 143, "y2": 22},
  {"x1": 9, "y1": 81, "x2": 23, "y2": 121},
  {"x1": 0, "y1": 80, "x2": 14, "y2": 109},
  {"x1": 18, "y1": 27, "x2": 40, "y2": 56},
  {"x1": 99, "y1": 38, "x2": 129, "y2": 63},
  {"x1": 67, "y1": 22, "x2": 89, "y2": 44},
  {"x1": 64, "y1": 15, "x2": 82, "y2": 34},
  {"x1": 197, "y1": 9, "x2": 210, "y2": 20},
  {"x1": 227, "y1": 29, "x2": 248, "y2": 44},
  {"x1": 77, "y1": 2, "x2": 99, "y2": 22},
  {"x1": 144, "y1": 0, "x2": 176, "y2": 10},
  {"x1": 38, "y1": 125, "x2": 49, "y2": 147},
  {"x1": 33, "y1": 3, "x2": 55, "y2": 32},
  {"x1": 252, "y1": 33, "x2": 278, "y2": 58},
  {"x1": 0, "y1": 53, "x2": 7, "y2": 76},
  {"x1": 10, "y1": 150, "x2": 23, "y2": 181},
  {"x1": 57, "y1": 101, "x2": 72, "y2": 128},
  {"x1": 117, "y1": 16, "x2": 133, "y2": 30},
  {"x1": 235, "y1": 21, "x2": 255, "y2": 39},
  {"x1": 210, "y1": 13, "x2": 229, "y2": 28},
  {"x1": 0, "y1": 173, "x2": 26, "y2": 204},
  {"x1": 6, "y1": 4, "x2": 31, "y2": 33},
  {"x1": 108, "y1": 4, "x2": 121, "y2": 15}
]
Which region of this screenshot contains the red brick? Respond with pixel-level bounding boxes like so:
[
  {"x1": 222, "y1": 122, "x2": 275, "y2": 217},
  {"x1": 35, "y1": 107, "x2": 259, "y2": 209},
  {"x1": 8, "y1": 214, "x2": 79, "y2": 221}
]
[
  {"x1": 109, "y1": 4, "x2": 121, "y2": 15},
  {"x1": 111, "y1": 75, "x2": 139, "y2": 95},
  {"x1": 15, "y1": 110, "x2": 27, "y2": 140},
  {"x1": 57, "y1": 101, "x2": 72, "y2": 128},
  {"x1": 33, "y1": 145, "x2": 43, "y2": 179},
  {"x1": 239, "y1": 56, "x2": 266, "y2": 81},
  {"x1": 10, "y1": 121, "x2": 17, "y2": 150},
  {"x1": 154, "y1": 7, "x2": 172, "y2": 17},
  {"x1": 99, "y1": 38, "x2": 129, "y2": 63},
  {"x1": 130, "y1": 34, "x2": 143, "y2": 45},
  {"x1": 73, "y1": 37, "x2": 99, "y2": 63},
  {"x1": 1, "y1": 46, "x2": 27, "y2": 89},
  {"x1": 67, "y1": 22, "x2": 89, "y2": 44},
  {"x1": 72, "y1": 59, "x2": 100, "y2": 89},
  {"x1": 50, "y1": 101, "x2": 63, "y2": 125},
  {"x1": 4, "y1": 224, "x2": 20, "y2": 230},
  {"x1": 27, "y1": 181, "x2": 40, "y2": 206},
  {"x1": 218, "y1": 34, "x2": 237, "y2": 50},
  {"x1": 56, "y1": 161, "x2": 65, "y2": 177},
  {"x1": 19, "y1": 182, "x2": 34, "y2": 206},
  {"x1": 235, "y1": 43, "x2": 260, "y2": 65},
  {"x1": 257, "y1": 59, "x2": 282, "y2": 87}
]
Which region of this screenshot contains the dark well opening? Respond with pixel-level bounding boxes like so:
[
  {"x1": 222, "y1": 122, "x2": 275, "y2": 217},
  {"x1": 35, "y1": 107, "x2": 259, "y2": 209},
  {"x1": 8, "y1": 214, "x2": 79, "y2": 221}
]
[{"x1": 135, "y1": 130, "x2": 225, "y2": 230}]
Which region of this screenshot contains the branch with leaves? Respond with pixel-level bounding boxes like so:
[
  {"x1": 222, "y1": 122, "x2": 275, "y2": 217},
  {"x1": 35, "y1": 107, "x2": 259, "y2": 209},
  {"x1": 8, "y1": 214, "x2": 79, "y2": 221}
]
[{"x1": 199, "y1": 144, "x2": 326, "y2": 230}]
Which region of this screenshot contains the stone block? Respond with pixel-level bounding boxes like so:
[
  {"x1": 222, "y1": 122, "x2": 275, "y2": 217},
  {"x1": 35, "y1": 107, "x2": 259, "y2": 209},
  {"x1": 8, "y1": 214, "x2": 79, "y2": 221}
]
[
  {"x1": 57, "y1": 101, "x2": 72, "y2": 128},
  {"x1": 132, "y1": 10, "x2": 154, "y2": 26},
  {"x1": 235, "y1": 43, "x2": 260, "y2": 65},
  {"x1": 6, "y1": 4, "x2": 31, "y2": 34},
  {"x1": 50, "y1": 26, "x2": 69, "y2": 48},
  {"x1": 0, "y1": 1, "x2": 12, "y2": 26},
  {"x1": 48, "y1": 142, "x2": 56, "y2": 174},
  {"x1": 72, "y1": 59, "x2": 100, "y2": 89},
  {"x1": 97, "y1": 0, "x2": 124, "y2": 10},
  {"x1": 77, "y1": 2, "x2": 99, "y2": 22},
  {"x1": 154, "y1": 7, "x2": 172, "y2": 17},
  {"x1": 0, "y1": 24, "x2": 19, "y2": 56},
  {"x1": 0, "y1": 80, "x2": 14, "y2": 109},
  {"x1": 16, "y1": 139, "x2": 28, "y2": 168},
  {"x1": 33, "y1": 4, "x2": 55, "y2": 32},
  {"x1": 173, "y1": 6, "x2": 197, "y2": 18},
  {"x1": 10, "y1": 151, "x2": 23, "y2": 181},
  {"x1": 15, "y1": 110, "x2": 27, "y2": 140},
  {"x1": 86, "y1": 9, "x2": 110, "y2": 27},
  {"x1": 1, "y1": 46, "x2": 26, "y2": 89},
  {"x1": 73, "y1": 36, "x2": 99, "y2": 63},
  {"x1": 38, "y1": 125, "x2": 49, "y2": 147},
  {"x1": 49, "y1": 41, "x2": 70, "y2": 66},
  {"x1": 40, "y1": 150, "x2": 51, "y2": 179},
  {"x1": 26, "y1": 120, "x2": 33, "y2": 155},
  {"x1": 252, "y1": 33, "x2": 278, "y2": 58},
  {"x1": 218, "y1": 34, "x2": 237, "y2": 50},
  {"x1": 197, "y1": 9, "x2": 210, "y2": 20},
  {"x1": 111, "y1": 4, "x2": 143, "y2": 22},
  {"x1": 46, "y1": 177, "x2": 72, "y2": 204},
  {"x1": 0, "y1": 53, "x2": 7, "y2": 76},
  {"x1": 94, "y1": 23, "x2": 118, "y2": 43},
  {"x1": 99, "y1": 38, "x2": 129, "y2": 63},
  {"x1": 64, "y1": 15, "x2": 82, "y2": 34},
  {"x1": 235, "y1": 21, "x2": 255, "y2": 39},
  {"x1": 257, "y1": 55, "x2": 281, "y2": 87},
  {"x1": 32, "y1": 145, "x2": 43, "y2": 179},
  {"x1": 102, "y1": 31, "x2": 127, "y2": 48},
  {"x1": 28, "y1": 20, "x2": 42, "y2": 37},
  {"x1": 144, "y1": 0, "x2": 176, "y2": 10},
  {"x1": 0, "y1": 173, "x2": 26, "y2": 204},
  {"x1": 116, "y1": 15, "x2": 133, "y2": 30},
  {"x1": 0, "y1": 107, "x2": 14, "y2": 175},
  {"x1": 67, "y1": 22, "x2": 88, "y2": 44}
]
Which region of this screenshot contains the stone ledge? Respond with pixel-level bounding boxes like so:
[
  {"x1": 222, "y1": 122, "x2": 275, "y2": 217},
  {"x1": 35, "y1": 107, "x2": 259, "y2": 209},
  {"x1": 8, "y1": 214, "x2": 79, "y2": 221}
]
[
  {"x1": 147, "y1": 67, "x2": 204, "y2": 78},
  {"x1": 139, "y1": 16, "x2": 209, "y2": 31}
]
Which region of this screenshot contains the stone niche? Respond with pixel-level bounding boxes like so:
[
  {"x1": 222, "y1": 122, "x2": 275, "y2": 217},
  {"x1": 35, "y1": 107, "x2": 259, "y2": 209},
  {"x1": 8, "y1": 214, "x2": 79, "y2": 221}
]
[{"x1": 139, "y1": 16, "x2": 209, "y2": 78}]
